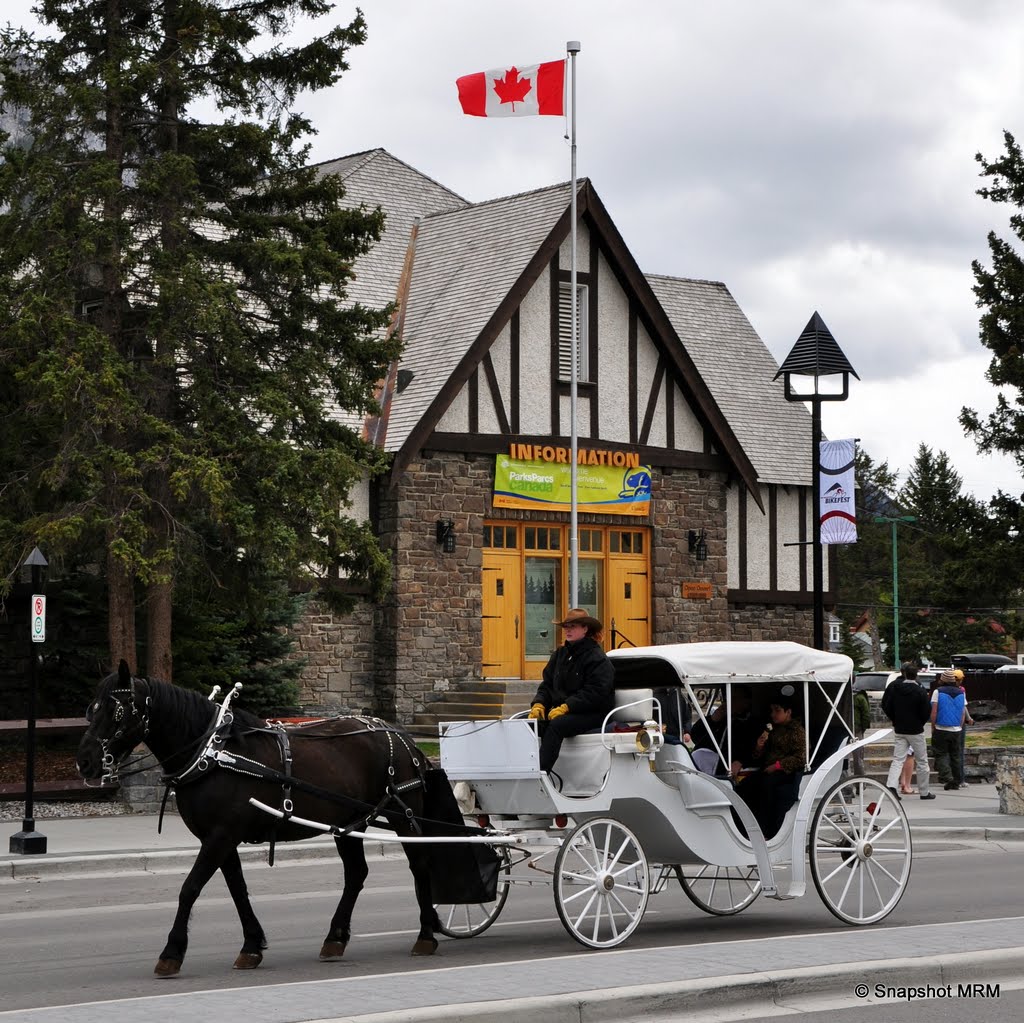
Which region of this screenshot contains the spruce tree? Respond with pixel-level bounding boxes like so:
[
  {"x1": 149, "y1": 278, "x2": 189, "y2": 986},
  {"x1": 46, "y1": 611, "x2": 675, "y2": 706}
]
[
  {"x1": 0, "y1": 3, "x2": 396, "y2": 679},
  {"x1": 963, "y1": 130, "x2": 1024, "y2": 477}
]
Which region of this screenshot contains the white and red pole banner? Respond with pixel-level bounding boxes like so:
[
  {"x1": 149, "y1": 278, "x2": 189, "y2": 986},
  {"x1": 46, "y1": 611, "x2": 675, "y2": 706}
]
[
  {"x1": 456, "y1": 60, "x2": 566, "y2": 117},
  {"x1": 819, "y1": 439, "x2": 857, "y2": 544}
]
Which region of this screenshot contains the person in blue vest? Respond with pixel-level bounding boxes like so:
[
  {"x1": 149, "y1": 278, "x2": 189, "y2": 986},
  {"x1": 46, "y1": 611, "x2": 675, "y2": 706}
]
[
  {"x1": 528, "y1": 608, "x2": 615, "y2": 774},
  {"x1": 930, "y1": 669, "x2": 967, "y2": 789}
]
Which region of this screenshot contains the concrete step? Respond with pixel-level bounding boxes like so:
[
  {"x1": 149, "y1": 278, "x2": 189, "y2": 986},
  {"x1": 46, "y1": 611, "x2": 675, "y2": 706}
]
[
  {"x1": 427, "y1": 690, "x2": 504, "y2": 706},
  {"x1": 416, "y1": 700, "x2": 511, "y2": 717}
]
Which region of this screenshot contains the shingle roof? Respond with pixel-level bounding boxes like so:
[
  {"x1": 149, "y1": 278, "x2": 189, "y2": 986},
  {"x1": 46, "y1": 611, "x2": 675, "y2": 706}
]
[
  {"x1": 383, "y1": 181, "x2": 573, "y2": 452},
  {"x1": 646, "y1": 274, "x2": 815, "y2": 485},
  {"x1": 314, "y1": 149, "x2": 468, "y2": 313}
]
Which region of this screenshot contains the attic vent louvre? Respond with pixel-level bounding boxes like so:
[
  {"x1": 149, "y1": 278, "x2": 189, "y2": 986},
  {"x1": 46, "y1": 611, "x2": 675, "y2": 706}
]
[{"x1": 558, "y1": 283, "x2": 589, "y2": 382}]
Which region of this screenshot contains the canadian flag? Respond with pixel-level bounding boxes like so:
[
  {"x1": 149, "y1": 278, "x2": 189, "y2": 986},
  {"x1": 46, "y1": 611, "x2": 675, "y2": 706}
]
[{"x1": 456, "y1": 60, "x2": 565, "y2": 117}]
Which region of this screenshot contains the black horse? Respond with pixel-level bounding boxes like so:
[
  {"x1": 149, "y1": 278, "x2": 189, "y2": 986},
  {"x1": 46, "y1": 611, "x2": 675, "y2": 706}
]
[{"x1": 77, "y1": 661, "x2": 461, "y2": 977}]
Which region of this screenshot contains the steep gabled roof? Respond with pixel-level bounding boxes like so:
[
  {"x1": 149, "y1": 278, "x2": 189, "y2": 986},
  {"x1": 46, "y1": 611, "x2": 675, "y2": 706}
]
[
  {"x1": 385, "y1": 180, "x2": 574, "y2": 456},
  {"x1": 315, "y1": 148, "x2": 468, "y2": 312},
  {"x1": 647, "y1": 274, "x2": 815, "y2": 486}
]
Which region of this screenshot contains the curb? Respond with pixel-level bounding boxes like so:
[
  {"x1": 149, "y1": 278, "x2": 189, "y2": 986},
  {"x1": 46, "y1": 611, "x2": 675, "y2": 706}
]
[
  {"x1": 3, "y1": 824, "x2": 1023, "y2": 881},
  {"x1": 309, "y1": 947, "x2": 1024, "y2": 1023},
  {"x1": 0, "y1": 836, "x2": 406, "y2": 881},
  {"x1": 912, "y1": 825, "x2": 1024, "y2": 843}
]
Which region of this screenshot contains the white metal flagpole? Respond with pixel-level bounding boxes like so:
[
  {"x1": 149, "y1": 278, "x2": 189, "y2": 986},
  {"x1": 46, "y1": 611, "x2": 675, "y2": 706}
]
[{"x1": 567, "y1": 39, "x2": 580, "y2": 609}]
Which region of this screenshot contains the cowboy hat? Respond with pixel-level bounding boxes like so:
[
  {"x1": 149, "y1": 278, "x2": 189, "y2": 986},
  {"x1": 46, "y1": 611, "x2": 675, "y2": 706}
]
[{"x1": 553, "y1": 608, "x2": 603, "y2": 632}]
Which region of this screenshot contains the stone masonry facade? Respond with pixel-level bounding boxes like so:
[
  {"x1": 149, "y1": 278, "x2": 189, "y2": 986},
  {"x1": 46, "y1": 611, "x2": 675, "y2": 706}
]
[{"x1": 281, "y1": 453, "x2": 819, "y2": 725}]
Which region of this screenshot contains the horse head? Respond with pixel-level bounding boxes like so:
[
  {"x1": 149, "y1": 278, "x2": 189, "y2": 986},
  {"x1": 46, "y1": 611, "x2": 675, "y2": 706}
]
[{"x1": 77, "y1": 660, "x2": 151, "y2": 784}]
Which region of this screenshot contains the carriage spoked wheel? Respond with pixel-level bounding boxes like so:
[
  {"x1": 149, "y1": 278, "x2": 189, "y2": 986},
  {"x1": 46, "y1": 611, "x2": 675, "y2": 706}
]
[
  {"x1": 677, "y1": 863, "x2": 760, "y2": 916},
  {"x1": 553, "y1": 817, "x2": 649, "y2": 949},
  {"x1": 434, "y1": 846, "x2": 512, "y2": 938},
  {"x1": 810, "y1": 776, "x2": 912, "y2": 925}
]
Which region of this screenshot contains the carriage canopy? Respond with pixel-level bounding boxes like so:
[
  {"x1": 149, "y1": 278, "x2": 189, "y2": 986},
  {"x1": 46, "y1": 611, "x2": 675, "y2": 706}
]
[{"x1": 607, "y1": 641, "x2": 854, "y2": 688}]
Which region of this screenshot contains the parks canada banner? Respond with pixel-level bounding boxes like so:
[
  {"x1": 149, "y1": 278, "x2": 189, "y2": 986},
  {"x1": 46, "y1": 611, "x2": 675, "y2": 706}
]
[
  {"x1": 493, "y1": 454, "x2": 652, "y2": 516},
  {"x1": 819, "y1": 438, "x2": 857, "y2": 544}
]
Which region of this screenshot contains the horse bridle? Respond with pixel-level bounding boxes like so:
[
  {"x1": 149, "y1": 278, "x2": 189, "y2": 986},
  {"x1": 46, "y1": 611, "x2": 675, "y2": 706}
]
[{"x1": 90, "y1": 676, "x2": 152, "y2": 784}]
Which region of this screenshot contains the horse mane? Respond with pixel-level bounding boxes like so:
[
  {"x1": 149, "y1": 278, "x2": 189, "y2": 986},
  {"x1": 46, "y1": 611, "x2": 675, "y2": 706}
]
[{"x1": 143, "y1": 677, "x2": 268, "y2": 738}]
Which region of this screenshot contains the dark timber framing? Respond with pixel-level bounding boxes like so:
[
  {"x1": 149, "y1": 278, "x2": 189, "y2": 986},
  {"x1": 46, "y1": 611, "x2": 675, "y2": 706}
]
[{"x1": 389, "y1": 180, "x2": 764, "y2": 514}]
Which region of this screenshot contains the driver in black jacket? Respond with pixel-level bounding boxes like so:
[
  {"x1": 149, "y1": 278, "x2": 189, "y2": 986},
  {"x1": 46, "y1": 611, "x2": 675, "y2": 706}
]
[{"x1": 528, "y1": 608, "x2": 615, "y2": 773}]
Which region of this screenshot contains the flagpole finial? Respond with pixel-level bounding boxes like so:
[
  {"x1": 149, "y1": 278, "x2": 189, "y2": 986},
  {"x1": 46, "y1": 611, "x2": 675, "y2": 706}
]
[{"x1": 567, "y1": 40, "x2": 581, "y2": 54}]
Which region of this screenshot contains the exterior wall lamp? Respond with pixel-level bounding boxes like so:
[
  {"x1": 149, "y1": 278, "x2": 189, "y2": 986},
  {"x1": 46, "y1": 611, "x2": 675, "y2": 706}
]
[
  {"x1": 688, "y1": 529, "x2": 708, "y2": 562},
  {"x1": 436, "y1": 519, "x2": 455, "y2": 553}
]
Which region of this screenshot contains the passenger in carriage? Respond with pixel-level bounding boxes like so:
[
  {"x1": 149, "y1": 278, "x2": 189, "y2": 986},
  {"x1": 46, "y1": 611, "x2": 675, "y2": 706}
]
[
  {"x1": 737, "y1": 688, "x2": 807, "y2": 839},
  {"x1": 686, "y1": 684, "x2": 760, "y2": 778},
  {"x1": 528, "y1": 609, "x2": 616, "y2": 774}
]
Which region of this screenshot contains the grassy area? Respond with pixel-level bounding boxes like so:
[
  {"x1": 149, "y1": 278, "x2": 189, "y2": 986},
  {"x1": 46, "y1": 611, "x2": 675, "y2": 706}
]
[
  {"x1": 965, "y1": 723, "x2": 1024, "y2": 747},
  {"x1": 417, "y1": 740, "x2": 440, "y2": 760}
]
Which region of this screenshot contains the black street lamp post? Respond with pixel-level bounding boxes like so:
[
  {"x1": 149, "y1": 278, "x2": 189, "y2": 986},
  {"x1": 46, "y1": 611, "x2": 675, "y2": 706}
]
[
  {"x1": 10, "y1": 547, "x2": 48, "y2": 855},
  {"x1": 775, "y1": 314, "x2": 858, "y2": 651}
]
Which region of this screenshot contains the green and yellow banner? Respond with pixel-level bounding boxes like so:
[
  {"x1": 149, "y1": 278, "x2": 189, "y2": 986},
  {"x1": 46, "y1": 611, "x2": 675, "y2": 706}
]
[{"x1": 493, "y1": 454, "x2": 651, "y2": 516}]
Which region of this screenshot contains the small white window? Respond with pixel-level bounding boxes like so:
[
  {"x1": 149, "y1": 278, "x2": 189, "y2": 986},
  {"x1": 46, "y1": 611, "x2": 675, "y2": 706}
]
[
  {"x1": 558, "y1": 283, "x2": 589, "y2": 382},
  {"x1": 829, "y1": 620, "x2": 841, "y2": 645}
]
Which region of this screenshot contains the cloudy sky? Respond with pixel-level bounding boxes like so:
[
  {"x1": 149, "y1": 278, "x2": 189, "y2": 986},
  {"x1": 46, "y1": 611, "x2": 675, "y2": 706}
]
[{"x1": 8, "y1": 0, "x2": 1024, "y2": 499}]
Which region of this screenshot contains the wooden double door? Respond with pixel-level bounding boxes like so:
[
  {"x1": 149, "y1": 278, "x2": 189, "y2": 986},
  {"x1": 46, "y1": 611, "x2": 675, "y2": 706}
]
[{"x1": 481, "y1": 523, "x2": 650, "y2": 679}]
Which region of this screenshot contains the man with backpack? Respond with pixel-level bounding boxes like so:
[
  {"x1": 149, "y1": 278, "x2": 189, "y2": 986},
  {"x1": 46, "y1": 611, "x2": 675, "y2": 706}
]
[
  {"x1": 881, "y1": 662, "x2": 935, "y2": 800},
  {"x1": 931, "y1": 668, "x2": 967, "y2": 790}
]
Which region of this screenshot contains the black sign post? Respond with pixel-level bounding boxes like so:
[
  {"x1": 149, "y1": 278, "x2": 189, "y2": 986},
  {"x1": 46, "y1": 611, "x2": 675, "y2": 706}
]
[{"x1": 10, "y1": 547, "x2": 48, "y2": 855}]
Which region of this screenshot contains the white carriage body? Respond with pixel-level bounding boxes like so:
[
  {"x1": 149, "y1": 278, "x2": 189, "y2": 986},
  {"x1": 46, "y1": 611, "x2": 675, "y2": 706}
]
[{"x1": 441, "y1": 641, "x2": 889, "y2": 896}]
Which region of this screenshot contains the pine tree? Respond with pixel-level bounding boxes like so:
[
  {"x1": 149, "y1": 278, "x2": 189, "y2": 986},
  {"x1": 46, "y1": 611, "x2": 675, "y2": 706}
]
[
  {"x1": 0, "y1": 3, "x2": 396, "y2": 679},
  {"x1": 963, "y1": 130, "x2": 1024, "y2": 477}
]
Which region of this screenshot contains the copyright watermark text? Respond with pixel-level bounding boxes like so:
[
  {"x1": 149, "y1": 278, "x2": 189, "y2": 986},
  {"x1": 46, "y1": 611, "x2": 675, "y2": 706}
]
[{"x1": 854, "y1": 982, "x2": 1000, "y2": 1002}]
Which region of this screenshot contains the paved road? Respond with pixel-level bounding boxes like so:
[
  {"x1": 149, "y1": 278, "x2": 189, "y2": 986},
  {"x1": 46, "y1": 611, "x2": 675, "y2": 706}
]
[{"x1": 2, "y1": 843, "x2": 1023, "y2": 1021}]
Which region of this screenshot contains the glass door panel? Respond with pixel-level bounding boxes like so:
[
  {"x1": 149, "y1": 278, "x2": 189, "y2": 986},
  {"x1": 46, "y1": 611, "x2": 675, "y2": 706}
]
[
  {"x1": 577, "y1": 558, "x2": 602, "y2": 630},
  {"x1": 524, "y1": 556, "x2": 561, "y2": 677}
]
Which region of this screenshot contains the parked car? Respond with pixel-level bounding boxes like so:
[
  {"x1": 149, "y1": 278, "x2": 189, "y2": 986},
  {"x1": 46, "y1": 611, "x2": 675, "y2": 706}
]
[
  {"x1": 951, "y1": 653, "x2": 1014, "y2": 670},
  {"x1": 853, "y1": 671, "x2": 900, "y2": 701}
]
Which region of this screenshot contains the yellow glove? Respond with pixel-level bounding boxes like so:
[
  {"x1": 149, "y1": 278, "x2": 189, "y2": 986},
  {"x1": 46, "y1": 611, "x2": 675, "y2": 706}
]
[
  {"x1": 548, "y1": 703, "x2": 569, "y2": 720},
  {"x1": 528, "y1": 703, "x2": 547, "y2": 721}
]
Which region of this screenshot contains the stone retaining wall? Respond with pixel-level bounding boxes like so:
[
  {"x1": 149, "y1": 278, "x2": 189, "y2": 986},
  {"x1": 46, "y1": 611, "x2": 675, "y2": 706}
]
[{"x1": 995, "y1": 750, "x2": 1024, "y2": 815}]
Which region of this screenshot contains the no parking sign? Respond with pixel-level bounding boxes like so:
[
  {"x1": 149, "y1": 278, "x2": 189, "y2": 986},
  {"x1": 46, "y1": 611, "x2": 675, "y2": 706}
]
[{"x1": 31, "y1": 593, "x2": 46, "y2": 643}]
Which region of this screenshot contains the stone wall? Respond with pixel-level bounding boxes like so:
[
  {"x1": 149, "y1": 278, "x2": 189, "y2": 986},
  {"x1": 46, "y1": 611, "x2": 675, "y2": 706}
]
[
  {"x1": 376, "y1": 456, "x2": 739, "y2": 720},
  {"x1": 729, "y1": 603, "x2": 816, "y2": 645},
  {"x1": 995, "y1": 751, "x2": 1024, "y2": 815},
  {"x1": 118, "y1": 757, "x2": 171, "y2": 815},
  {"x1": 650, "y1": 469, "x2": 730, "y2": 643},
  {"x1": 288, "y1": 598, "x2": 378, "y2": 714},
  {"x1": 280, "y1": 455, "x2": 819, "y2": 725},
  {"x1": 375, "y1": 453, "x2": 491, "y2": 721}
]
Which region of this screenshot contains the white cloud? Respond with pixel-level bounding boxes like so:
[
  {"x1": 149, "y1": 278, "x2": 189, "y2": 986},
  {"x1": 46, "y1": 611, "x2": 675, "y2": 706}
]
[{"x1": 5, "y1": 0, "x2": 1024, "y2": 498}]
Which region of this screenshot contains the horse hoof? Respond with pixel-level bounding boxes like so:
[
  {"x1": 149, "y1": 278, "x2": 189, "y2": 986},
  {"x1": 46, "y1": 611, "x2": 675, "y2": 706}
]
[
  {"x1": 411, "y1": 938, "x2": 438, "y2": 956},
  {"x1": 319, "y1": 940, "x2": 347, "y2": 962},
  {"x1": 154, "y1": 959, "x2": 181, "y2": 978},
  {"x1": 233, "y1": 951, "x2": 263, "y2": 970}
]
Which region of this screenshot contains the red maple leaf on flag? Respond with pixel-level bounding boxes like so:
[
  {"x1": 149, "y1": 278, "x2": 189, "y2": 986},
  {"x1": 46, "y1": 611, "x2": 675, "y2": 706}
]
[{"x1": 493, "y1": 66, "x2": 532, "y2": 109}]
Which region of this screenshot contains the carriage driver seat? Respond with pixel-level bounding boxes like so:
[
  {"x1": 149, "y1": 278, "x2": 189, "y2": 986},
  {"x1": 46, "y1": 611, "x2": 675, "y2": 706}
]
[{"x1": 551, "y1": 688, "x2": 656, "y2": 797}]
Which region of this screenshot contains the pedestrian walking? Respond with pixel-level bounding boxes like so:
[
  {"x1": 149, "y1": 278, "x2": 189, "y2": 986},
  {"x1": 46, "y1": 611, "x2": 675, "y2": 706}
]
[
  {"x1": 931, "y1": 668, "x2": 967, "y2": 790},
  {"x1": 955, "y1": 669, "x2": 974, "y2": 786},
  {"x1": 881, "y1": 662, "x2": 935, "y2": 800}
]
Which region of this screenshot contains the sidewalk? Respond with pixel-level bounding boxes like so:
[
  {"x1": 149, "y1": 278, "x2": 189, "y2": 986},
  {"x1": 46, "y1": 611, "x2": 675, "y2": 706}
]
[{"x1": 2, "y1": 781, "x2": 1021, "y2": 881}]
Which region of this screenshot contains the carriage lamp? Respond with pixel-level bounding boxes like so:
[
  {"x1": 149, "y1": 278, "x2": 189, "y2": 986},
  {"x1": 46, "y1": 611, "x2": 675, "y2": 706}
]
[
  {"x1": 636, "y1": 720, "x2": 664, "y2": 769},
  {"x1": 435, "y1": 519, "x2": 455, "y2": 553},
  {"x1": 687, "y1": 529, "x2": 708, "y2": 561}
]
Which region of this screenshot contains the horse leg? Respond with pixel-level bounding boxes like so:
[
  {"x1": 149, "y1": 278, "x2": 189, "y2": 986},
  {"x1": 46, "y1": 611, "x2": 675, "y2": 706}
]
[
  {"x1": 406, "y1": 844, "x2": 440, "y2": 957},
  {"x1": 155, "y1": 840, "x2": 228, "y2": 977},
  {"x1": 319, "y1": 836, "x2": 368, "y2": 961},
  {"x1": 220, "y1": 848, "x2": 268, "y2": 970}
]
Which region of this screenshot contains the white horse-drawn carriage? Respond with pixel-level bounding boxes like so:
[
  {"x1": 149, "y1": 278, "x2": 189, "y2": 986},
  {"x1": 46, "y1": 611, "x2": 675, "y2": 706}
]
[{"x1": 435, "y1": 641, "x2": 913, "y2": 949}]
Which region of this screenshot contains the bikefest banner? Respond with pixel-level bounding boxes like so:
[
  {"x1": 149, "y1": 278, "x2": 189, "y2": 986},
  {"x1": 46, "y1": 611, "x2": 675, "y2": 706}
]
[
  {"x1": 493, "y1": 450, "x2": 652, "y2": 516},
  {"x1": 819, "y1": 438, "x2": 857, "y2": 544}
]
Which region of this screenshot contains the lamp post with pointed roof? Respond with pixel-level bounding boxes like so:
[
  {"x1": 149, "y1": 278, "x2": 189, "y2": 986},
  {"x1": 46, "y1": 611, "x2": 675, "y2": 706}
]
[{"x1": 774, "y1": 313, "x2": 858, "y2": 650}]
